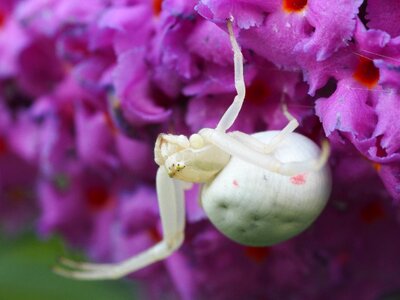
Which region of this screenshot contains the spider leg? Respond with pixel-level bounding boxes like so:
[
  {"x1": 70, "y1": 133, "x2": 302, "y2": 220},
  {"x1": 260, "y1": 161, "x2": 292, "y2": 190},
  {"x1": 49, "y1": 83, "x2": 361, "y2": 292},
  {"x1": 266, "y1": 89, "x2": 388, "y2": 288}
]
[
  {"x1": 228, "y1": 119, "x2": 296, "y2": 155},
  {"x1": 262, "y1": 102, "x2": 299, "y2": 153},
  {"x1": 57, "y1": 257, "x2": 113, "y2": 271},
  {"x1": 228, "y1": 131, "x2": 268, "y2": 153},
  {"x1": 200, "y1": 128, "x2": 282, "y2": 171},
  {"x1": 200, "y1": 129, "x2": 329, "y2": 176},
  {"x1": 225, "y1": 92, "x2": 299, "y2": 154},
  {"x1": 54, "y1": 167, "x2": 186, "y2": 280},
  {"x1": 278, "y1": 140, "x2": 330, "y2": 175},
  {"x1": 216, "y1": 19, "x2": 245, "y2": 132}
]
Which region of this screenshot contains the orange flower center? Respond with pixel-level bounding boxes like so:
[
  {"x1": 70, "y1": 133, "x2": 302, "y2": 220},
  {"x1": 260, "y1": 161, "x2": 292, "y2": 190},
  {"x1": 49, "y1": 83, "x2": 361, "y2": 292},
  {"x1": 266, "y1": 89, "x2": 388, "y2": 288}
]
[
  {"x1": 353, "y1": 57, "x2": 380, "y2": 88},
  {"x1": 283, "y1": 0, "x2": 307, "y2": 12},
  {"x1": 372, "y1": 162, "x2": 381, "y2": 172}
]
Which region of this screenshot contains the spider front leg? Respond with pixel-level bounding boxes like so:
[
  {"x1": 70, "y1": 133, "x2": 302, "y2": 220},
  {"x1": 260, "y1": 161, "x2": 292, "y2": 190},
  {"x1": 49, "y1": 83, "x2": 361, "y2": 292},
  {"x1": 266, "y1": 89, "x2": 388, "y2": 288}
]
[
  {"x1": 264, "y1": 102, "x2": 300, "y2": 152},
  {"x1": 199, "y1": 128, "x2": 330, "y2": 176},
  {"x1": 229, "y1": 103, "x2": 299, "y2": 155},
  {"x1": 216, "y1": 19, "x2": 245, "y2": 132},
  {"x1": 54, "y1": 167, "x2": 186, "y2": 280}
]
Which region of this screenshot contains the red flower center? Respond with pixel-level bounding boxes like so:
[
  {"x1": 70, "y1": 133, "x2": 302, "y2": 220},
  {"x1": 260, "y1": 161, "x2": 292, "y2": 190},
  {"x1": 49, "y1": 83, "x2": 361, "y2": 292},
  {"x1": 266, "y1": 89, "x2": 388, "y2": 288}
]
[
  {"x1": 85, "y1": 185, "x2": 112, "y2": 211},
  {"x1": 147, "y1": 227, "x2": 162, "y2": 242},
  {"x1": 353, "y1": 57, "x2": 380, "y2": 88},
  {"x1": 0, "y1": 10, "x2": 6, "y2": 29},
  {"x1": 360, "y1": 201, "x2": 385, "y2": 224},
  {"x1": 375, "y1": 135, "x2": 387, "y2": 158},
  {"x1": 0, "y1": 135, "x2": 8, "y2": 156},
  {"x1": 283, "y1": 0, "x2": 307, "y2": 12},
  {"x1": 244, "y1": 246, "x2": 271, "y2": 263},
  {"x1": 153, "y1": 0, "x2": 163, "y2": 16},
  {"x1": 6, "y1": 186, "x2": 28, "y2": 203},
  {"x1": 103, "y1": 112, "x2": 118, "y2": 135},
  {"x1": 246, "y1": 79, "x2": 270, "y2": 106}
]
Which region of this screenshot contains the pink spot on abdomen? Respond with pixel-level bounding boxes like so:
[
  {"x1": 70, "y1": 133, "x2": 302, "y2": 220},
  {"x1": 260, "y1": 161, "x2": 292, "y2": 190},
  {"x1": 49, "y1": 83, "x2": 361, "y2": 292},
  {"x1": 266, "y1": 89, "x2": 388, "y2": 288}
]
[
  {"x1": 233, "y1": 180, "x2": 239, "y2": 187},
  {"x1": 290, "y1": 174, "x2": 306, "y2": 185}
]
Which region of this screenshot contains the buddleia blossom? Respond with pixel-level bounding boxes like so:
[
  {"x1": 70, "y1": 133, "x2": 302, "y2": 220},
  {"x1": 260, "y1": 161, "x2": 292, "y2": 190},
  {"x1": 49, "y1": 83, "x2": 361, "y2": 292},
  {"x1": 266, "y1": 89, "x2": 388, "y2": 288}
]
[{"x1": 0, "y1": 0, "x2": 400, "y2": 299}]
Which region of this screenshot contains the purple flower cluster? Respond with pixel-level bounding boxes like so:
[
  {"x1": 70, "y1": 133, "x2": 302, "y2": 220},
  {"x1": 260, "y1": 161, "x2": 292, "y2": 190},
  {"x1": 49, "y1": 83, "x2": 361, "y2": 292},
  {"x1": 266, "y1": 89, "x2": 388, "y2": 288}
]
[{"x1": 1, "y1": 0, "x2": 400, "y2": 299}]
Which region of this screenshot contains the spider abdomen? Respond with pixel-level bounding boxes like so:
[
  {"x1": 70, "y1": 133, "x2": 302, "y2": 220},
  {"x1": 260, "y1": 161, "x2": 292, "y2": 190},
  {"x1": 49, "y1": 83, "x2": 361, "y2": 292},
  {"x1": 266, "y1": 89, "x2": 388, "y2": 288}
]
[{"x1": 201, "y1": 131, "x2": 331, "y2": 246}]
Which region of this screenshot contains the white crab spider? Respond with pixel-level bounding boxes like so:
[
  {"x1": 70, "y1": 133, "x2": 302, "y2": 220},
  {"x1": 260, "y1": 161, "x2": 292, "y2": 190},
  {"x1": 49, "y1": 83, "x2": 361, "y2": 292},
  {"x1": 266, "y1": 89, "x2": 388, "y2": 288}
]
[{"x1": 54, "y1": 20, "x2": 331, "y2": 279}]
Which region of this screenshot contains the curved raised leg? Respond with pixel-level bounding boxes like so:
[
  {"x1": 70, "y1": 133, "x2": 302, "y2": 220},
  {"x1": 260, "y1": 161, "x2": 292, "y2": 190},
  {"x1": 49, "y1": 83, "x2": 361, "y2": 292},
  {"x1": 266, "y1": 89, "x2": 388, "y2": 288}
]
[
  {"x1": 229, "y1": 109, "x2": 299, "y2": 155},
  {"x1": 216, "y1": 19, "x2": 245, "y2": 132},
  {"x1": 54, "y1": 167, "x2": 186, "y2": 280},
  {"x1": 262, "y1": 102, "x2": 299, "y2": 153},
  {"x1": 220, "y1": 86, "x2": 299, "y2": 154},
  {"x1": 199, "y1": 128, "x2": 330, "y2": 176},
  {"x1": 278, "y1": 140, "x2": 330, "y2": 175}
]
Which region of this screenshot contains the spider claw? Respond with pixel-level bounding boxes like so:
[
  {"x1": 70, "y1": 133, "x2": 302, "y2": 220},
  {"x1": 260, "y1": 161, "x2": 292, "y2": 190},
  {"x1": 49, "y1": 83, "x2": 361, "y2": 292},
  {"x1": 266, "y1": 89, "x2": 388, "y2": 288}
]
[
  {"x1": 58, "y1": 257, "x2": 82, "y2": 268},
  {"x1": 53, "y1": 265, "x2": 77, "y2": 279},
  {"x1": 57, "y1": 257, "x2": 114, "y2": 272},
  {"x1": 53, "y1": 265, "x2": 111, "y2": 280},
  {"x1": 316, "y1": 140, "x2": 330, "y2": 170},
  {"x1": 54, "y1": 257, "x2": 123, "y2": 280}
]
